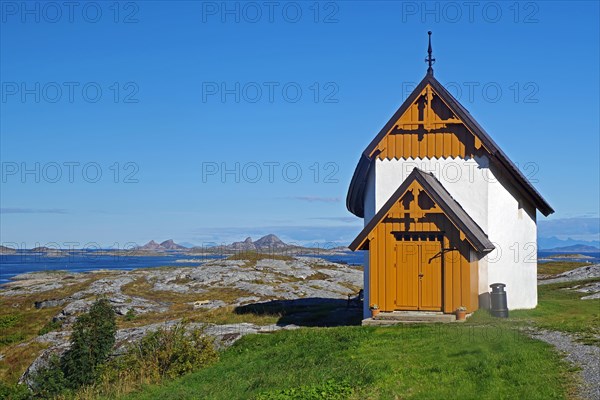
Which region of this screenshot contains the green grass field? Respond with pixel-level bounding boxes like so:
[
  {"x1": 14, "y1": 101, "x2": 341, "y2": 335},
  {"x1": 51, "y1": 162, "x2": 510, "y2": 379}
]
[
  {"x1": 123, "y1": 323, "x2": 572, "y2": 400},
  {"x1": 121, "y1": 268, "x2": 598, "y2": 400},
  {"x1": 537, "y1": 261, "x2": 589, "y2": 275},
  {"x1": 514, "y1": 278, "x2": 600, "y2": 344}
]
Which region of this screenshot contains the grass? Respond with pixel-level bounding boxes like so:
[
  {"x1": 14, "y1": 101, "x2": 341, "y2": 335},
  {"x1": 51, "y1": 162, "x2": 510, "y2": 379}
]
[
  {"x1": 227, "y1": 251, "x2": 293, "y2": 268},
  {"x1": 118, "y1": 277, "x2": 278, "y2": 328},
  {"x1": 0, "y1": 340, "x2": 50, "y2": 383},
  {"x1": 120, "y1": 276, "x2": 253, "y2": 305},
  {"x1": 512, "y1": 278, "x2": 600, "y2": 344},
  {"x1": 467, "y1": 278, "x2": 600, "y2": 346},
  {"x1": 537, "y1": 261, "x2": 589, "y2": 276},
  {"x1": 119, "y1": 269, "x2": 594, "y2": 399},
  {"x1": 123, "y1": 324, "x2": 572, "y2": 400}
]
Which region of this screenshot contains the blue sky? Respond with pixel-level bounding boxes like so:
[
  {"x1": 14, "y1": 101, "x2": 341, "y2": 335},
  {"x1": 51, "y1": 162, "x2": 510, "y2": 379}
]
[{"x1": 1, "y1": 1, "x2": 599, "y2": 248}]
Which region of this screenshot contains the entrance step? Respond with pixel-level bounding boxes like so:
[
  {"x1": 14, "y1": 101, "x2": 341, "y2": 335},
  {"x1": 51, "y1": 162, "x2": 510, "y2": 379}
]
[{"x1": 362, "y1": 311, "x2": 457, "y2": 326}]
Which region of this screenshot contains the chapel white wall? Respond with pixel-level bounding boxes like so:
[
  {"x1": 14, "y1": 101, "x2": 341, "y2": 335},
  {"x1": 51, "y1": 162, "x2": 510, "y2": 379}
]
[
  {"x1": 485, "y1": 164, "x2": 538, "y2": 310},
  {"x1": 360, "y1": 155, "x2": 538, "y2": 313}
]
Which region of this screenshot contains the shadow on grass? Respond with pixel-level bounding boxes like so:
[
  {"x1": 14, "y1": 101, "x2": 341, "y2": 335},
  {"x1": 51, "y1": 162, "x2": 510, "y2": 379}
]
[{"x1": 234, "y1": 297, "x2": 363, "y2": 327}]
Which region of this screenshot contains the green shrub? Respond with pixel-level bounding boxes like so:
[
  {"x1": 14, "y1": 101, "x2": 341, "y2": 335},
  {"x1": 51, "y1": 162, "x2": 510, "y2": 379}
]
[
  {"x1": 126, "y1": 323, "x2": 218, "y2": 380},
  {"x1": 254, "y1": 380, "x2": 354, "y2": 400},
  {"x1": 0, "y1": 332, "x2": 25, "y2": 346},
  {"x1": 0, "y1": 380, "x2": 31, "y2": 400},
  {"x1": 125, "y1": 308, "x2": 136, "y2": 321},
  {"x1": 60, "y1": 298, "x2": 116, "y2": 388},
  {"x1": 88, "y1": 323, "x2": 218, "y2": 397},
  {"x1": 0, "y1": 314, "x2": 20, "y2": 329},
  {"x1": 29, "y1": 354, "x2": 68, "y2": 399}
]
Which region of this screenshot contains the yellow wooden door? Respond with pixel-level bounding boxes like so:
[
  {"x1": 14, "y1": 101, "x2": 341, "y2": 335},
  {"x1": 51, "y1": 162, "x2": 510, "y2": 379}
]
[
  {"x1": 419, "y1": 241, "x2": 442, "y2": 311},
  {"x1": 395, "y1": 240, "x2": 442, "y2": 311},
  {"x1": 395, "y1": 241, "x2": 419, "y2": 310}
]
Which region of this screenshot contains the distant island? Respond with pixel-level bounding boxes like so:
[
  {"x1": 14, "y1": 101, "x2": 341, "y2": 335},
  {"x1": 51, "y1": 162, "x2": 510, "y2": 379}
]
[
  {"x1": 541, "y1": 244, "x2": 600, "y2": 253},
  {"x1": 544, "y1": 253, "x2": 594, "y2": 260},
  {"x1": 0, "y1": 245, "x2": 16, "y2": 255}
]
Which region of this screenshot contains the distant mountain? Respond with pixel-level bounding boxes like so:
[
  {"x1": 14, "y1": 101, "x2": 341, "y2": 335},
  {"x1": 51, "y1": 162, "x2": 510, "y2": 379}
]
[
  {"x1": 539, "y1": 236, "x2": 600, "y2": 250},
  {"x1": 137, "y1": 239, "x2": 187, "y2": 251},
  {"x1": 254, "y1": 234, "x2": 287, "y2": 249},
  {"x1": 138, "y1": 240, "x2": 161, "y2": 250},
  {"x1": 229, "y1": 237, "x2": 255, "y2": 250},
  {"x1": 542, "y1": 244, "x2": 600, "y2": 253},
  {"x1": 227, "y1": 234, "x2": 290, "y2": 251},
  {"x1": 159, "y1": 239, "x2": 187, "y2": 250},
  {"x1": 146, "y1": 234, "x2": 349, "y2": 255}
]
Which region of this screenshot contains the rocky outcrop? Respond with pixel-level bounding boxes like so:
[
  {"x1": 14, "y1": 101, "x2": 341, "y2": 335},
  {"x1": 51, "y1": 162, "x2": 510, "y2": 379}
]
[
  {"x1": 539, "y1": 264, "x2": 600, "y2": 300},
  {"x1": 2, "y1": 256, "x2": 362, "y2": 324},
  {"x1": 35, "y1": 299, "x2": 69, "y2": 309},
  {"x1": 539, "y1": 264, "x2": 600, "y2": 285},
  {"x1": 52, "y1": 295, "x2": 168, "y2": 324},
  {"x1": 20, "y1": 320, "x2": 299, "y2": 386},
  {"x1": 2, "y1": 254, "x2": 363, "y2": 386}
]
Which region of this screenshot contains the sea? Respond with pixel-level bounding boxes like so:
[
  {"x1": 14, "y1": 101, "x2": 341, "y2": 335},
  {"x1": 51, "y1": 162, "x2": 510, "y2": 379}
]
[
  {"x1": 538, "y1": 251, "x2": 600, "y2": 263},
  {"x1": 1, "y1": 250, "x2": 597, "y2": 286},
  {"x1": 0, "y1": 250, "x2": 366, "y2": 285}
]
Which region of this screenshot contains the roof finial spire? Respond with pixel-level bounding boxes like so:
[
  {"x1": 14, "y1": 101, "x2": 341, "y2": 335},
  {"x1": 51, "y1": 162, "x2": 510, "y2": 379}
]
[{"x1": 425, "y1": 31, "x2": 435, "y2": 75}]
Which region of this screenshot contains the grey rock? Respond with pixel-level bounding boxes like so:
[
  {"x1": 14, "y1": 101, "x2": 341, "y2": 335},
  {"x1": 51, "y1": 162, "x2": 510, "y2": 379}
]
[
  {"x1": 20, "y1": 319, "x2": 299, "y2": 385},
  {"x1": 34, "y1": 298, "x2": 69, "y2": 309},
  {"x1": 233, "y1": 296, "x2": 261, "y2": 306},
  {"x1": 191, "y1": 299, "x2": 226, "y2": 310},
  {"x1": 539, "y1": 264, "x2": 600, "y2": 285},
  {"x1": 53, "y1": 295, "x2": 167, "y2": 323}
]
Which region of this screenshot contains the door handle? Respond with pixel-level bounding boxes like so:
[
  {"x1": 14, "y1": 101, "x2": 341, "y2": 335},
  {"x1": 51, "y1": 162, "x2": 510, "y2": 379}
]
[{"x1": 418, "y1": 273, "x2": 424, "y2": 278}]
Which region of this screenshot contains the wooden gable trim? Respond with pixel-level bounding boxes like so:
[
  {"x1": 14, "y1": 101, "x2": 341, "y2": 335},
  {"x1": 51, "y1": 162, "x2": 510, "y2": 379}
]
[
  {"x1": 371, "y1": 84, "x2": 493, "y2": 158},
  {"x1": 364, "y1": 75, "x2": 493, "y2": 159},
  {"x1": 349, "y1": 168, "x2": 495, "y2": 253},
  {"x1": 346, "y1": 73, "x2": 554, "y2": 218}
]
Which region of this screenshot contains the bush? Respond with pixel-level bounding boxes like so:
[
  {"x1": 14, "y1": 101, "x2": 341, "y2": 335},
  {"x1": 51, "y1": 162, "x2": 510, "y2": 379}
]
[
  {"x1": 29, "y1": 298, "x2": 117, "y2": 396},
  {"x1": 29, "y1": 354, "x2": 68, "y2": 398},
  {"x1": 0, "y1": 332, "x2": 25, "y2": 346},
  {"x1": 0, "y1": 314, "x2": 20, "y2": 329},
  {"x1": 90, "y1": 323, "x2": 218, "y2": 397},
  {"x1": 60, "y1": 298, "x2": 116, "y2": 388},
  {"x1": 125, "y1": 308, "x2": 136, "y2": 321},
  {"x1": 0, "y1": 381, "x2": 31, "y2": 400},
  {"x1": 254, "y1": 380, "x2": 354, "y2": 400},
  {"x1": 124, "y1": 322, "x2": 218, "y2": 380}
]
